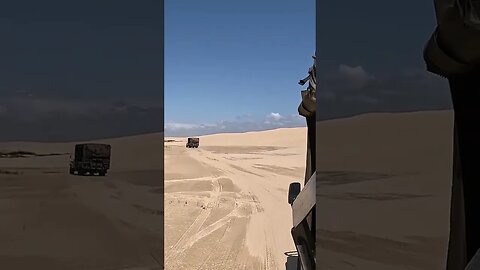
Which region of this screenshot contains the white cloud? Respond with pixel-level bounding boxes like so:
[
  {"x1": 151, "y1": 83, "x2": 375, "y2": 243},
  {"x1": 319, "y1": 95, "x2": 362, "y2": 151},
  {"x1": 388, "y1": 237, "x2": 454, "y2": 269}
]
[
  {"x1": 267, "y1": 112, "x2": 283, "y2": 121},
  {"x1": 165, "y1": 123, "x2": 199, "y2": 131},
  {"x1": 337, "y1": 64, "x2": 373, "y2": 89},
  {"x1": 0, "y1": 96, "x2": 164, "y2": 141},
  {"x1": 318, "y1": 65, "x2": 452, "y2": 120},
  {"x1": 165, "y1": 122, "x2": 218, "y2": 131},
  {"x1": 2, "y1": 97, "x2": 97, "y2": 118},
  {"x1": 15, "y1": 90, "x2": 33, "y2": 97}
]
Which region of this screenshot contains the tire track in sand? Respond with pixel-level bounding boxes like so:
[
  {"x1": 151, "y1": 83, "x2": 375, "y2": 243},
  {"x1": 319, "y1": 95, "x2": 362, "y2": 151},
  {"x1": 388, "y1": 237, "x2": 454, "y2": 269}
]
[
  {"x1": 195, "y1": 219, "x2": 233, "y2": 270},
  {"x1": 196, "y1": 150, "x2": 280, "y2": 270},
  {"x1": 164, "y1": 177, "x2": 222, "y2": 267},
  {"x1": 167, "y1": 147, "x2": 287, "y2": 269}
]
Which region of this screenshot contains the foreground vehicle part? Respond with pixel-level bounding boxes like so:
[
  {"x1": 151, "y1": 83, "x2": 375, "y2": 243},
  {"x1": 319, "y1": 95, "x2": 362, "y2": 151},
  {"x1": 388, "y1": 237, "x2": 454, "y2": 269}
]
[
  {"x1": 424, "y1": 2, "x2": 480, "y2": 269},
  {"x1": 288, "y1": 54, "x2": 316, "y2": 270},
  {"x1": 289, "y1": 173, "x2": 316, "y2": 270}
]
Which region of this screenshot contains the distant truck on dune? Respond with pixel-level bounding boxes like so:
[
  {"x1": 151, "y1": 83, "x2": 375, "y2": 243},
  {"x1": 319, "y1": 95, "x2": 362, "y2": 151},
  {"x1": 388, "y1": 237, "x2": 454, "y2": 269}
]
[
  {"x1": 186, "y1": 137, "x2": 199, "y2": 148},
  {"x1": 69, "y1": 143, "x2": 111, "y2": 176}
]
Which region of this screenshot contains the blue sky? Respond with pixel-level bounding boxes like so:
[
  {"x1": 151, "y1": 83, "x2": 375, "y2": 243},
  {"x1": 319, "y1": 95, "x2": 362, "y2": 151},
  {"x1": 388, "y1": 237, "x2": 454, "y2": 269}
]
[
  {"x1": 0, "y1": 0, "x2": 162, "y2": 141},
  {"x1": 316, "y1": 0, "x2": 452, "y2": 120},
  {"x1": 1, "y1": 0, "x2": 452, "y2": 141},
  {"x1": 164, "y1": 0, "x2": 315, "y2": 136}
]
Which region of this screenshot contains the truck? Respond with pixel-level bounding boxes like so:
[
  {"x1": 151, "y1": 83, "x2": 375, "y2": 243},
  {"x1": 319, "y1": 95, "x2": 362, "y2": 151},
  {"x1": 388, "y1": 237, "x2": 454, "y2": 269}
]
[
  {"x1": 287, "y1": 54, "x2": 316, "y2": 270},
  {"x1": 186, "y1": 137, "x2": 199, "y2": 148},
  {"x1": 69, "y1": 143, "x2": 111, "y2": 176}
]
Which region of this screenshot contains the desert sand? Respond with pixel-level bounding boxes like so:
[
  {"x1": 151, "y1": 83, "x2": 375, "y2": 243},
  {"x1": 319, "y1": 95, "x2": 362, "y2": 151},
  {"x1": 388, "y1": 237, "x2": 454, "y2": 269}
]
[
  {"x1": 317, "y1": 110, "x2": 454, "y2": 270},
  {"x1": 0, "y1": 133, "x2": 163, "y2": 270},
  {"x1": 164, "y1": 128, "x2": 308, "y2": 269}
]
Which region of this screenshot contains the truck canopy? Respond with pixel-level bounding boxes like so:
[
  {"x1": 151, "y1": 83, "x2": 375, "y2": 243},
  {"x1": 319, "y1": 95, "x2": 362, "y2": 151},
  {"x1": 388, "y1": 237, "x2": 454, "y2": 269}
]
[
  {"x1": 75, "y1": 143, "x2": 111, "y2": 161},
  {"x1": 188, "y1": 138, "x2": 199, "y2": 143}
]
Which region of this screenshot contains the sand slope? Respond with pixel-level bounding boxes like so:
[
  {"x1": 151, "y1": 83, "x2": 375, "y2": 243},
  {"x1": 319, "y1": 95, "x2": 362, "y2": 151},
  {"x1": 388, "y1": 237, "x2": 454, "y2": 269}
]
[
  {"x1": 164, "y1": 128, "x2": 308, "y2": 269},
  {"x1": 0, "y1": 133, "x2": 163, "y2": 270},
  {"x1": 317, "y1": 110, "x2": 454, "y2": 270}
]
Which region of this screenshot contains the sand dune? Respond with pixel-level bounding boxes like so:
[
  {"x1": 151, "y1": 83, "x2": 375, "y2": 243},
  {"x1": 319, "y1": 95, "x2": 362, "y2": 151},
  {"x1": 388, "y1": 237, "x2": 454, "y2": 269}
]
[
  {"x1": 0, "y1": 133, "x2": 164, "y2": 270},
  {"x1": 164, "y1": 127, "x2": 307, "y2": 269},
  {"x1": 317, "y1": 110, "x2": 454, "y2": 270},
  {"x1": 0, "y1": 110, "x2": 454, "y2": 269}
]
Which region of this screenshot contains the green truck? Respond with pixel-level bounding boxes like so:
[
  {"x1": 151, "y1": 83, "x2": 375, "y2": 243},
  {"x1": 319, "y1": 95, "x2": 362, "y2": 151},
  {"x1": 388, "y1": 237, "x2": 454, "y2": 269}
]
[
  {"x1": 186, "y1": 137, "x2": 200, "y2": 148},
  {"x1": 69, "y1": 143, "x2": 111, "y2": 176}
]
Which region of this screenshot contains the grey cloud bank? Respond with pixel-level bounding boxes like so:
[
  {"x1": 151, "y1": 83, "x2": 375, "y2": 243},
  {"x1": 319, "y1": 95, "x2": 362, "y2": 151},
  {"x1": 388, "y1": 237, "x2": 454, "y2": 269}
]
[
  {"x1": 165, "y1": 113, "x2": 306, "y2": 137},
  {"x1": 318, "y1": 64, "x2": 453, "y2": 120},
  {"x1": 0, "y1": 63, "x2": 454, "y2": 141},
  {"x1": 0, "y1": 96, "x2": 162, "y2": 142}
]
